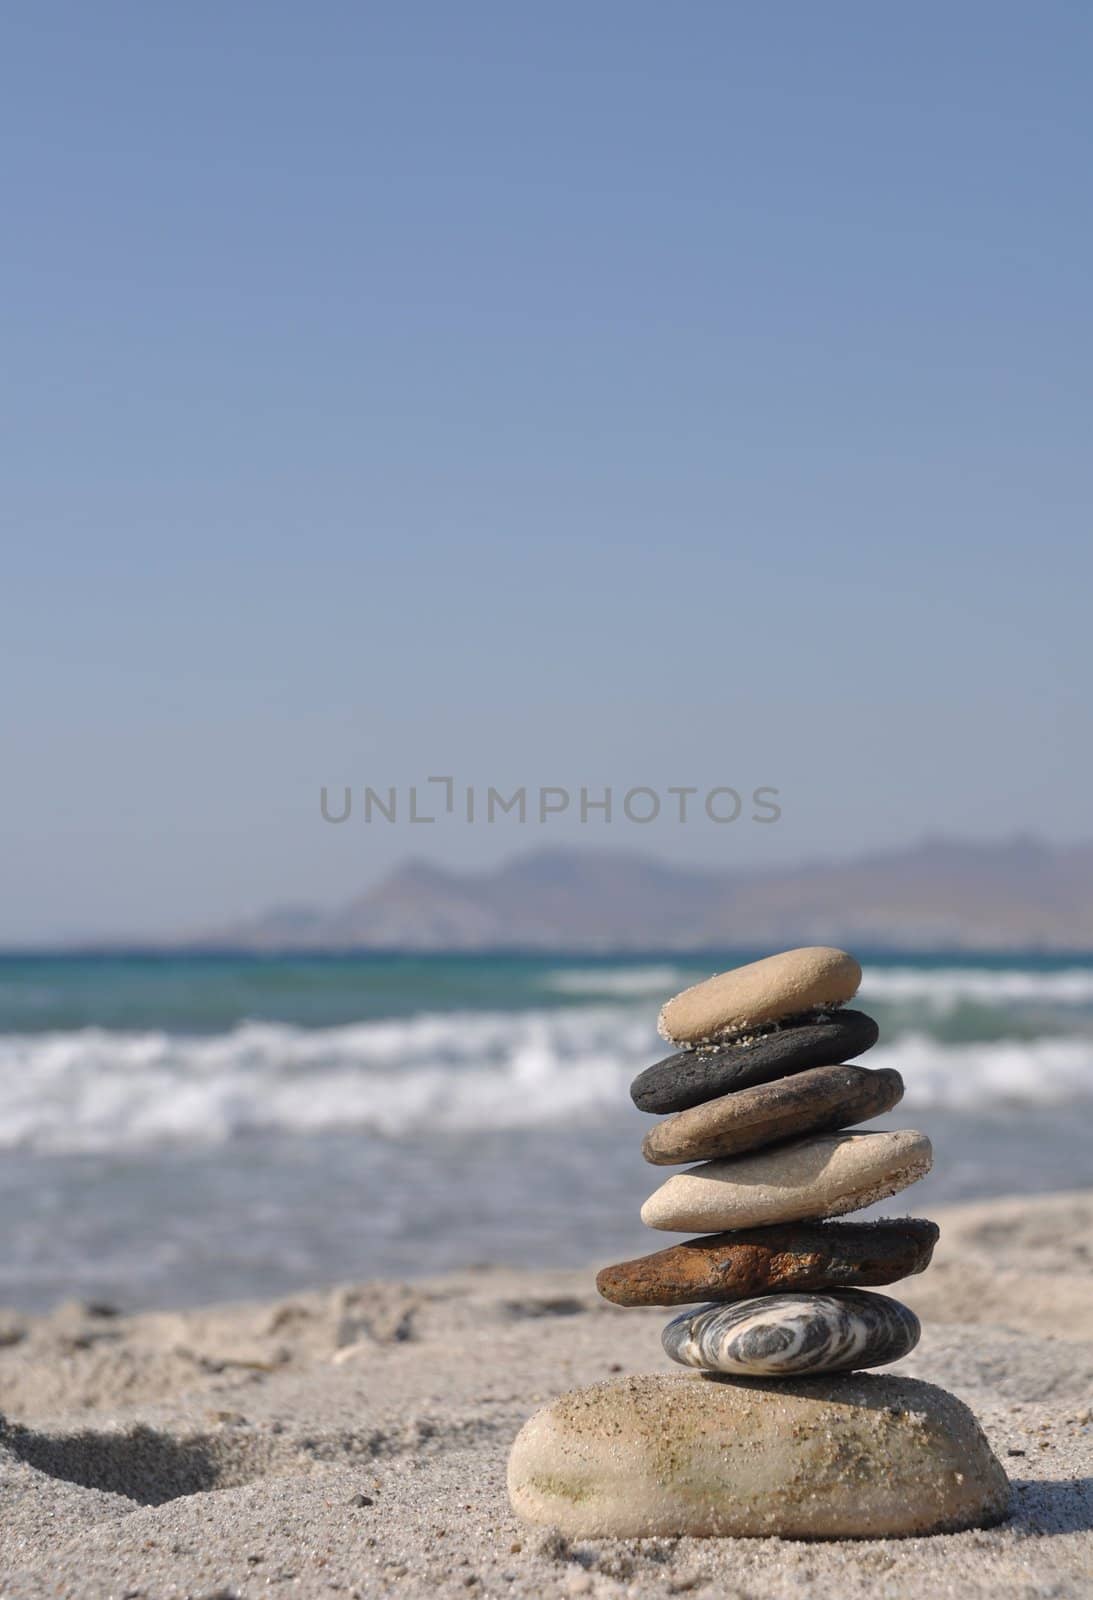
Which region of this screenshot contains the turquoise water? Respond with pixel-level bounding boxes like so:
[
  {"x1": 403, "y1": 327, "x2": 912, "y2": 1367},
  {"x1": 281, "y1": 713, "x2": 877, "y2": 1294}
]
[
  {"x1": 0, "y1": 949, "x2": 1090, "y2": 1310},
  {"x1": 3, "y1": 946, "x2": 1091, "y2": 1034}
]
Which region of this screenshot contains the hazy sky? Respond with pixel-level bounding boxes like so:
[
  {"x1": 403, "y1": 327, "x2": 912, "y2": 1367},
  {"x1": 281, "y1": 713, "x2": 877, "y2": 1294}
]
[{"x1": 3, "y1": 3, "x2": 1092, "y2": 941}]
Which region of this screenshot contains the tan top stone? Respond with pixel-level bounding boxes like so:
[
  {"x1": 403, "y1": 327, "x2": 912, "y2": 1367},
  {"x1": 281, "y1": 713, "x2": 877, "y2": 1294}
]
[
  {"x1": 640, "y1": 1128, "x2": 932, "y2": 1232},
  {"x1": 657, "y1": 946, "x2": 862, "y2": 1045}
]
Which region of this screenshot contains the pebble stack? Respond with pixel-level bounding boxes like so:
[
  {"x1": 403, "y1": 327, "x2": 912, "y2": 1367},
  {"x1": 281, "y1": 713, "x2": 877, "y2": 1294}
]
[
  {"x1": 508, "y1": 946, "x2": 1010, "y2": 1538},
  {"x1": 610, "y1": 947, "x2": 935, "y2": 1376}
]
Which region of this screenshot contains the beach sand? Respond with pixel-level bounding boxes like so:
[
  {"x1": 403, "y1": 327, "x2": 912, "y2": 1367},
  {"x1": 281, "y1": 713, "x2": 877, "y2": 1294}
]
[{"x1": 1, "y1": 1190, "x2": 1090, "y2": 1599}]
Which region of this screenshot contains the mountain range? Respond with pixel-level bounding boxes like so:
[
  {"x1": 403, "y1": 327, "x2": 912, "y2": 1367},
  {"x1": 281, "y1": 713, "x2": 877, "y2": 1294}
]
[{"x1": 192, "y1": 835, "x2": 1093, "y2": 952}]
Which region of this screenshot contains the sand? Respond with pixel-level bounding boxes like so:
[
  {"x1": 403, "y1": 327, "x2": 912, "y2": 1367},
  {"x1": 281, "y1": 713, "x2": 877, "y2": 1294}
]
[{"x1": 0, "y1": 1189, "x2": 1090, "y2": 1599}]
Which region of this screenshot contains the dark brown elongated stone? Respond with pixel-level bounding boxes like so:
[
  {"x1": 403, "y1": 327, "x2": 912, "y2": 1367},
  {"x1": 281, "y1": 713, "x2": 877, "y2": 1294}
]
[
  {"x1": 595, "y1": 1217, "x2": 939, "y2": 1307},
  {"x1": 630, "y1": 1010, "x2": 880, "y2": 1114},
  {"x1": 641, "y1": 1063, "x2": 903, "y2": 1165}
]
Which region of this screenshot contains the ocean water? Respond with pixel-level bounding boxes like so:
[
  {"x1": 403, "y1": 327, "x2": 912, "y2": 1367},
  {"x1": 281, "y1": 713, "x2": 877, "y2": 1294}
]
[{"x1": 0, "y1": 950, "x2": 1091, "y2": 1311}]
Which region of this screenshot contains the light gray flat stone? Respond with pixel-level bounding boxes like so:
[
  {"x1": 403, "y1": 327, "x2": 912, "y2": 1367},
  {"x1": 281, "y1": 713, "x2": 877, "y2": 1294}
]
[{"x1": 640, "y1": 1129, "x2": 933, "y2": 1232}]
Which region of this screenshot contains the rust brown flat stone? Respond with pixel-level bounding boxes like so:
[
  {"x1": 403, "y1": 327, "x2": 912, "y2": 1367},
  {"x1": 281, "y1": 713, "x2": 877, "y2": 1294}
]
[
  {"x1": 641, "y1": 1063, "x2": 903, "y2": 1166},
  {"x1": 596, "y1": 1217, "x2": 939, "y2": 1307}
]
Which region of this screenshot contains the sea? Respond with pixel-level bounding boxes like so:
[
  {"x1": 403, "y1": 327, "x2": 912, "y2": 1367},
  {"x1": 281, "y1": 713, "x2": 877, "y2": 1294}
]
[{"x1": 0, "y1": 950, "x2": 1091, "y2": 1312}]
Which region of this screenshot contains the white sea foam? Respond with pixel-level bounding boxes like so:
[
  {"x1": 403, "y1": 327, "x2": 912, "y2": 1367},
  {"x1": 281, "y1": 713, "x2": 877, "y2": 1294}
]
[
  {"x1": 0, "y1": 1004, "x2": 1090, "y2": 1153},
  {"x1": 0, "y1": 1009, "x2": 650, "y2": 1153},
  {"x1": 861, "y1": 966, "x2": 1093, "y2": 1008},
  {"x1": 869, "y1": 1033, "x2": 1093, "y2": 1108},
  {"x1": 545, "y1": 963, "x2": 1093, "y2": 1008}
]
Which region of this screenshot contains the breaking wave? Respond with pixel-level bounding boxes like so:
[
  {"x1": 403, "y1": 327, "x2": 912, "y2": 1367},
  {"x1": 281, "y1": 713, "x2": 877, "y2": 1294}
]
[
  {"x1": 861, "y1": 965, "x2": 1093, "y2": 1008},
  {"x1": 0, "y1": 1004, "x2": 1090, "y2": 1153},
  {"x1": 544, "y1": 962, "x2": 1093, "y2": 1009}
]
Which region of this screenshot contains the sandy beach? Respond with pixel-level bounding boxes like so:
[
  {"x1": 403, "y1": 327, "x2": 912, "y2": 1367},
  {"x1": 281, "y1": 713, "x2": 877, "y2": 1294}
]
[
  {"x1": 6, "y1": 0, "x2": 1091, "y2": 1586},
  {"x1": 0, "y1": 1189, "x2": 1089, "y2": 1599}
]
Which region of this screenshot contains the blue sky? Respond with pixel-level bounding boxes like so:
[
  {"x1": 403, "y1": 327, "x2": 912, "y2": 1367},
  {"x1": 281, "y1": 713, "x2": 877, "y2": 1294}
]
[{"x1": 3, "y1": 3, "x2": 1092, "y2": 940}]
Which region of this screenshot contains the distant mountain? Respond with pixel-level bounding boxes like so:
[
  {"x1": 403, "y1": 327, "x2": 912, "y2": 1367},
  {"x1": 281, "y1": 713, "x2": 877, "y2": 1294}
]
[{"x1": 193, "y1": 836, "x2": 1093, "y2": 952}]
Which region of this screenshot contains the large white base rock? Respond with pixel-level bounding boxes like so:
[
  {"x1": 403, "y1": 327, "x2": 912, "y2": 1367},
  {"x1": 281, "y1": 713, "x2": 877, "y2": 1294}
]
[{"x1": 507, "y1": 1371, "x2": 1010, "y2": 1539}]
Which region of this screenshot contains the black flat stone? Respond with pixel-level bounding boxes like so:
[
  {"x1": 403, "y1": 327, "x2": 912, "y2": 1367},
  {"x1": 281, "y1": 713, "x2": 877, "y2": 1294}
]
[{"x1": 630, "y1": 1010, "x2": 880, "y2": 1114}]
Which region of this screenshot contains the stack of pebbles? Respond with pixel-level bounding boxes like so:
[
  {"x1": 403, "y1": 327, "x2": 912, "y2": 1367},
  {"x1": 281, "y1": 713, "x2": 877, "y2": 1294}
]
[
  {"x1": 599, "y1": 947, "x2": 936, "y2": 1378},
  {"x1": 507, "y1": 946, "x2": 1010, "y2": 1540}
]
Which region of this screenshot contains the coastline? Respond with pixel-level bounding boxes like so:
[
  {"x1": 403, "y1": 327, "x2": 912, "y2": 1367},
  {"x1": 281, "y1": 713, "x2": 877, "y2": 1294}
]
[{"x1": 1, "y1": 1189, "x2": 1090, "y2": 1598}]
